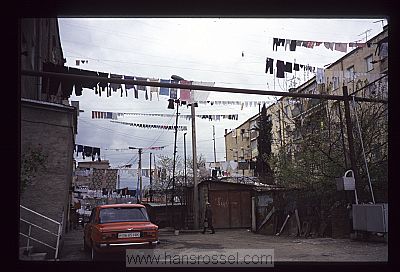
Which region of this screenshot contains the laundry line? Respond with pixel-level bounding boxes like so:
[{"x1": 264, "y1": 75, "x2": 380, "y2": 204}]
[{"x1": 21, "y1": 70, "x2": 388, "y2": 104}]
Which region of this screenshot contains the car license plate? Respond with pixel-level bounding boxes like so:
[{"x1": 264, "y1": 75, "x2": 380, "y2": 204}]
[{"x1": 118, "y1": 232, "x2": 140, "y2": 238}]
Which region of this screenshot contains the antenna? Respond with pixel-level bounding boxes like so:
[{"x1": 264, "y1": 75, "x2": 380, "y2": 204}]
[
  {"x1": 358, "y1": 29, "x2": 372, "y2": 42},
  {"x1": 373, "y1": 19, "x2": 385, "y2": 28}
]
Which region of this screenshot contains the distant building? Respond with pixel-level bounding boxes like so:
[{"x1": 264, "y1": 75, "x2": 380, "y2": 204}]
[
  {"x1": 224, "y1": 113, "x2": 260, "y2": 177},
  {"x1": 224, "y1": 26, "x2": 388, "y2": 191}
]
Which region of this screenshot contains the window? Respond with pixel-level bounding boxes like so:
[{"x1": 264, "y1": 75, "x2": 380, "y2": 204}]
[
  {"x1": 347, "y1": 66, "x2": 355, "y2": 82},
  {"x1": 365, "y1": 55, "x2": 374, "y2": 72},
  {"x1": 332, "y1": 76, "x2": 340, "y2": 90},
  {"x1": 99, "y1": 207, "x2": 149, "y2": 223}
]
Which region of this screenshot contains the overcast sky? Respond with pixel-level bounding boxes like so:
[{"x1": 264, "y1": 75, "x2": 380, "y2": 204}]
[{"x1": 58, "y1": 17, "x2": 387, "y2": 169}]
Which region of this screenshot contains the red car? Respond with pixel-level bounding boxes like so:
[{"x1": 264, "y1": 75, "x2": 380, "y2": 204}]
[{"x1": 83, "y1": 204, "x2": 159, "y2": 261}]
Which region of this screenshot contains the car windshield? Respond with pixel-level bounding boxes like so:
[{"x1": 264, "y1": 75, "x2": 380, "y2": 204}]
[{"x1": 99, "y1": 207, "x2": 149, "y2": 224}]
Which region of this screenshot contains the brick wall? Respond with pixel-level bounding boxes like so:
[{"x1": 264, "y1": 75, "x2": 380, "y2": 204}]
[{"x1": 20, "y1": 100, "x2": 75, "y2": 257}]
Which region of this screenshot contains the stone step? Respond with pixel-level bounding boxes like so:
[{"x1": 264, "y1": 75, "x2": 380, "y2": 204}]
[
  {"x1": 26, "y1": 253, "x2": 48, "y2": 261},
  {"x1": 19, "y1": 246, "x2": 33, "y2": 256}
]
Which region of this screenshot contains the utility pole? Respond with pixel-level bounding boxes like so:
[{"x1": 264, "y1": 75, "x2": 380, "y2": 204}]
[
  {"x1": 191, "y1": 102, "x2": 199, "y2": 229},
  {"x1": 342, "y1": 86, "x2": 360, "y2": 199},
  {"x1": 171, "y1": 100, "x2": 180, "y2": 214},
  {"x1": 184, "y1": 132, "x2": 187, "y2": 187},
  {"x1": 129, "y1": 146, "x2": 144, "y2": 203},
  {"x1": 150, "y1": 152, "x2": 152, "y2": 202},
  {"x1": 213, "y1": 125, "x2": 217, "y2": 163},
  {"x1": 138, "y1": 148, "x2": 142, "y2": 203}
]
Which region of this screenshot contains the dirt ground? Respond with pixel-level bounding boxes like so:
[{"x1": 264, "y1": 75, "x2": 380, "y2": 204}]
[{"x1": 59, "y1": 228, "x2": 388, "y2": 262}]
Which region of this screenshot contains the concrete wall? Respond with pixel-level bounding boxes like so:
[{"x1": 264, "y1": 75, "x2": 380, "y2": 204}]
[{"x1": 20, "y1": 100, "x2": 76, "y2": 257}]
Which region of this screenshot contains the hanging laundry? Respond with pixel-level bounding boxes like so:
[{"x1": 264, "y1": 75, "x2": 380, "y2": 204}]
[
  {"x1": 301, "y1": 41, "x2": 308, "y2": 47},
  {"x1": 306, "y1": 41, "x2": 315, "y2": 48},
  {"x1": 191, "y1": 81, "x2": 213, "y2": 102},
  {"x1": 229, "y1": 161, "x2": 238, "y2": 171},
  {"x1": 135, "y1": 77, "x2": 148, "y2": 91},
  {"x1": 349, "y1": 42, "x2": 366, "y2": 48},
  {"x1": 42, "y1": 62, "x2": 62, "y2": 96},
  {"x1": 179, "y1": 80, "x2": 191, "y2": 102},
  {"x1": 59, "y1": 66, "x2": 74, "y2": 98},
  {"x1": 285, "y1": 39, "x2": 291, "y2": 50},
  {"x1": 273, "y1": 38, "x2": 279, "y2": 51},
  {"x1": 124, "y1": 75, "x2": 136, "y2": 92},
  {"x1": 265, "y1": 58, "x2": 274, "y2": 74},
  {"x1": 159, "y1": 79, "x2": 170, "y2": 96},
  {"x1": 296, "y1": 40, "x2": 303, "y2": 46},
  {"x1": 324, "y1": 42, "x2": 334, "y2": 51},
  {"x1": 97, "y1": 72, "x2": 109, "y2": 96},
  {"x1": 84, "y1": 146, "x2": 93, "y2": 158},
  {"x1": 80, "y1": 69, "x2": 99, "y2": 91},
  {"x1": 316, "y1": 68, "x2": 325, "y2": 84},
  {"x1": 272, "y1": 38, "x2": 285, "y2": 51},
  {"x1": 66, "y1": 67, "x2": 84, "y2": 96},
  {"x1": 294, "y1": 63, "x2": 300, "y2": 71},
  {"x1": 148, "y1": 78, "x2": 160, "y2": 101},
  {"x1": 284, "y1": 62, "x2": 293, "y2": 73},
  {"x1": 76, "y1": 145, "x2": 84, "y2": 157},
  {"x1": 290, "y1": 40, "x2": 297, "y2": 51},
  {"x1": 109, "y1": 74, "x2": 122, "y2": 92},
  {"x1": 170, "y1": 80, "x2": 178, "y2": 99},
  {"x1": 315, "y1": 42, "x2": 322, "y2": 46},
  {"x1": 276, "y1": 60, "x2": 285, "y2": 78},
  {"x1": 334, "y1": 43, "x2": 347, "y2": 53},
  {"x1": 92, "y1": 147, "x2": 101, "y2": 161}
]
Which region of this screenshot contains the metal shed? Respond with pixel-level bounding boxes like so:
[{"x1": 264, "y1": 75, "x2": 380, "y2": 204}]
[{"x1": 199, "y1": 180, "x2": 254, "y2": 229}]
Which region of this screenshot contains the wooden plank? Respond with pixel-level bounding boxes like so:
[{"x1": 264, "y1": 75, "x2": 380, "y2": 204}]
[
  {"x1": 276, "y1": 214, "x2": 290, "y2": 236},
  {"x1": 251, "y1": 197, "x2": 256, "y2": 232},
  {"x1": 295, "y1": 209, "x2": 301, "y2": 235},
  {"x1": 240, "y1": 191, "x2": 252, "y2": 228},
  {"x1": 257, "y1": 206, "x2": 275, "y2": 232},
  {"x1": 229, "y1": 191, "x2": 242, "y2": 228},
  {"x1": 210, "y1": 191, "x2": 230, "y2": 228}
]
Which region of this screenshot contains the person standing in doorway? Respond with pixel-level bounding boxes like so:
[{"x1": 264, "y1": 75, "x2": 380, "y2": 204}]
[{"x1": 202, "y1": 202, "x2": 215, "y2": 234}]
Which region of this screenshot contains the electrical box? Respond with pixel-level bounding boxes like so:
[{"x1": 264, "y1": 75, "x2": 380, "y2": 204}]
[
  {"x1": 352, "y1": 204, "x2": 388, "y2": 233},
  {"x1": 336, "y1": 176, "x2": 355, "y2": 191}
]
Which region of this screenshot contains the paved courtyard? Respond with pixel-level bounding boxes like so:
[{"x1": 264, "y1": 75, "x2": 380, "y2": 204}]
[{"x1": 59, "y1": 227, "x2": 387, "y2": 263}]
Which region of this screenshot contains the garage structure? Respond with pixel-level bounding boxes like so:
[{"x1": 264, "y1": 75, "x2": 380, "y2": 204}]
[{"x1": 198, "y1": 180, "x2": 253, "y2": 229}]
